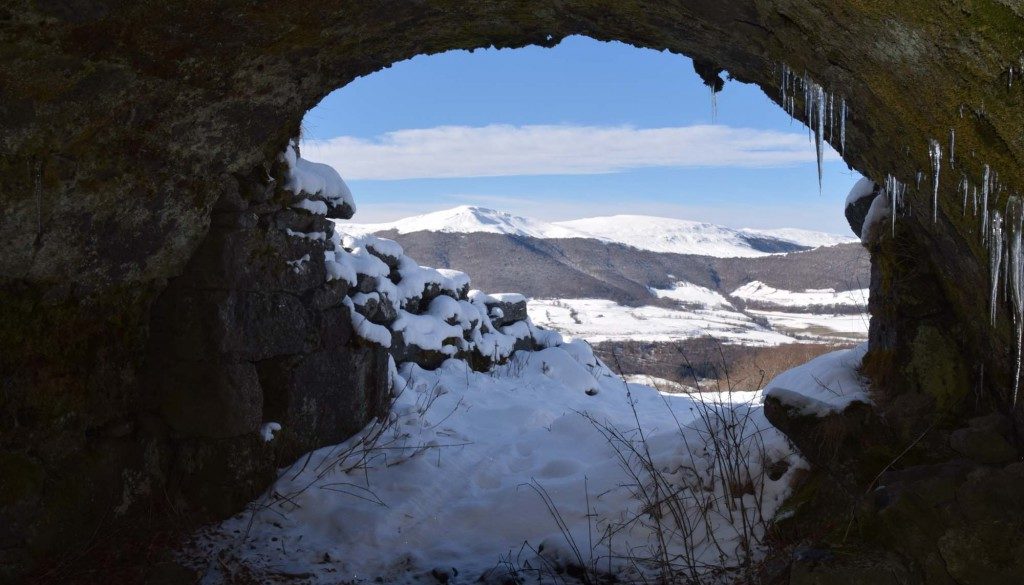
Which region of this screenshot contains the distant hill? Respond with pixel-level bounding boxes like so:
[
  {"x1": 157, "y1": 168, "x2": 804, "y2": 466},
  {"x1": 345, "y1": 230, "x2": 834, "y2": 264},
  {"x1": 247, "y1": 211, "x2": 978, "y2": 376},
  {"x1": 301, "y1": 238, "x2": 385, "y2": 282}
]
[
  {"x1": 336, "y1": 225, "x2": 868, "y2": 308},
  {"x1": 335, "y1": 207, "x2": 870, "y2": 345},
  {"x1": 342, "y1": 206, "x2": 857, "y2": 258}
]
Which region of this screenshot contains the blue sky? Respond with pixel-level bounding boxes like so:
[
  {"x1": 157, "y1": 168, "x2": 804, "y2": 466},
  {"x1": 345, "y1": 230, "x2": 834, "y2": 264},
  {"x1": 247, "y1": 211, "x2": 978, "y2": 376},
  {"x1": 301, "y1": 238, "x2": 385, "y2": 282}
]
[{"x1": 302, "y1": 36, "x2": 860, "y2": 233}]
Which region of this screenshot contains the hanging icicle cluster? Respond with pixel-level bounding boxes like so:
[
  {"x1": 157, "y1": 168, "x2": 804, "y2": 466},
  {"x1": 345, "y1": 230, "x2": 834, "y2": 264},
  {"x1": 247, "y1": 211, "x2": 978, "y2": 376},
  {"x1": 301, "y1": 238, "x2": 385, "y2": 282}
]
[
  {"x1": 885, "y1": 174, "x2": 908, "y2": 236},
  {"x1": 779, "y1": 63, "x2": 848, "y2": 194},
  {"x1": 986, "y1": 196, "x2": 1024, "y2": 407}
]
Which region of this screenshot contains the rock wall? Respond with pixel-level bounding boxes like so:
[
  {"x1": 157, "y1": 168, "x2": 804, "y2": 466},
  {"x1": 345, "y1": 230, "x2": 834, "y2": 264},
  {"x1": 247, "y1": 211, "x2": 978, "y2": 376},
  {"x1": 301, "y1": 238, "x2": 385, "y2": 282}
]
[{"x1": 2, "y1": 0, "x2": 1022, "y2": 580}]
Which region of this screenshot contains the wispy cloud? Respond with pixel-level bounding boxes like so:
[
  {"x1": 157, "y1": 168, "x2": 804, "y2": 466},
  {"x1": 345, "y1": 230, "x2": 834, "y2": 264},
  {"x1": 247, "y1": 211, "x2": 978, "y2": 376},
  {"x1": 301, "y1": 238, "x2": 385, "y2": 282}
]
[{"x1": 301, "y1": 124, "x2": 839, "y2": 181}]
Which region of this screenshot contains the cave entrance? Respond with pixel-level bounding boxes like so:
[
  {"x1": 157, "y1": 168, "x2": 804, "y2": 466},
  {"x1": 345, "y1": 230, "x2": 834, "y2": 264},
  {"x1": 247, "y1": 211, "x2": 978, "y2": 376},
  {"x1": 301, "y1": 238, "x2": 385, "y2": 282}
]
[
  {"x1": 299, "y1": 36, "x2": 872, "y2": 392},
  {"x1": 183, "y1": 37, "x2": 878, "y2": 583}
]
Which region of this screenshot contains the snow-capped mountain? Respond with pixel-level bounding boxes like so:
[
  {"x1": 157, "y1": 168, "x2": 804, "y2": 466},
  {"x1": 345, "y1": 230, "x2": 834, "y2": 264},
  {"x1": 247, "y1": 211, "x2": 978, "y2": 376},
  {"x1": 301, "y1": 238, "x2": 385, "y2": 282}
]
[
  {"x1": 339, "y1": 206, "x2": 856, "y2": 258},
  {"x1": 339, "y1": 205, "x2": 589, "y2": 240}
]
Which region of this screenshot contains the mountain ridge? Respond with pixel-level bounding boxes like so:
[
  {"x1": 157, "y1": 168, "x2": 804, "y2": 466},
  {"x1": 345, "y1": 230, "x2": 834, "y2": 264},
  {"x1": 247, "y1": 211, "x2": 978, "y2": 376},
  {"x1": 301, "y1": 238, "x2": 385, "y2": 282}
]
[{"x1": 340, "y1": 206, "x2": 856, "y2": 258}]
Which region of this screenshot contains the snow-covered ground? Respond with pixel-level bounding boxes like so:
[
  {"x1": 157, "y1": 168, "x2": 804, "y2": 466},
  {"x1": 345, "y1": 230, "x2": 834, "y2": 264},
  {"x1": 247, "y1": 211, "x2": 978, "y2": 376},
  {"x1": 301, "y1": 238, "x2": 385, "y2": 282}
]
[
  {"x1": 527, "y1": 297, "x2": 866, "y2": 344},
  {"x1": 650, "y1": 281, "x2": 732, "y2": 308},
  {"x1": 190, "y1": 337, "x2": 842, "y2": 584},
  {"x1": 342, "y1": 206, "x2": 856, "y2": 258},
  {"x1": 731, "y1": 281, "x2": 868, "y2": 309},
  {"x1": 764, "y1": 343, "x2": 871, "y2": 416},
  {"x1": 527, "y1": 298, "x2": 796, "y2": 345},
  {"x1": 188, "y1": 148, "x2": 875, "y2": 583},
  {"x1": 749, "y1": 310, "x2": 869, "y2": 339}
]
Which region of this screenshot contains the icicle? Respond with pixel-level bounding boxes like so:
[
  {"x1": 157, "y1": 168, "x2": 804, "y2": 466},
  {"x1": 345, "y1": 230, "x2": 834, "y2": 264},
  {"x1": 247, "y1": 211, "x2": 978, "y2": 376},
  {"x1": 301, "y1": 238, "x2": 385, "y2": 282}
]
[
  {"x1": 1007, "y1": 200, "x2": 1024, "y2": 406},
  {"x1": 990, "y1": 211, "x2": 1004, "y2": 324},
  {"x1": 949, "y1": 128, "x2": 956, "y2": 166},
  {"x1": 823, "y1": 93, "x2": 831, "y2": 141},
  {"x1": 961, "y1": 177, "x2": 970, "y2": 215},
  {"x1": 887, "y1": 175, "x2": 906, "y2": 237},
  {"x1": 710, "y1": 86, "x2": 718, "y2": 122},
  {"x1": 781, "y1": 64, "x2": 788, "y2": 114},
  {"x1": 929, "y1": 139, "x2": 942, "y2": 222},
  {"x1": 814, "y1": 84, "x2": 826, "y2": 194},
  {"x1": 840, "y1": 99, "x2": 847, "y2": 156},
  {"x1": 916, "y1": 171, "x2": 923, "y2": 189},
  {"x1": 982, "y1": 164, "x2": 992, "y2": 238}
]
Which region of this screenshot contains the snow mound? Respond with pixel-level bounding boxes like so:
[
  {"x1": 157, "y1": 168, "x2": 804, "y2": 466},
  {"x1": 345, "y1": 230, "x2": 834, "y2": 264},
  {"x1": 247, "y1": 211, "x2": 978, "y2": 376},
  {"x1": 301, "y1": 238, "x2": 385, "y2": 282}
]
[{"x1": 763, "y1": 342, "x2": 870, "y2": 416}]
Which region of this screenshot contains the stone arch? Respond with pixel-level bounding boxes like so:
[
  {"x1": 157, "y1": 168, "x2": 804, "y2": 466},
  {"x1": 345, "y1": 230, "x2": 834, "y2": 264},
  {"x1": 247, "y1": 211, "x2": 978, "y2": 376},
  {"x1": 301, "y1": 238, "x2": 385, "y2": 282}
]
[{"x1": 2, "y1": 2, "x2": 1022, "y2": 580}]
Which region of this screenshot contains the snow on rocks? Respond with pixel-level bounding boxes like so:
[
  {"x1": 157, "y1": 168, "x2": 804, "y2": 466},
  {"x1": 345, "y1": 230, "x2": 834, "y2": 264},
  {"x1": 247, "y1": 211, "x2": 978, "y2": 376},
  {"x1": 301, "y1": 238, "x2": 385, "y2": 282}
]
[
  {"x1": 195, "y1": 342, "x2": 807, "y2": 584},
  {"x1": 325, "y1": 226, "x2": 546, "y2": 369},
  {"x1": 845, "y1": 177, "x2": 877, "y2": 208},
  {"x1": 763, "y1": 342, "x2": 870, "y2": 416},
  {"x1": 280, "y1": 143, "x2": 356, "y2": 219},
  {"x1": 258, "y1": 422, "x2": 282, "y2": 443},
  {"x1": 860, "y1": 190, "x2": 891, "y2": 244},
  {"x1": 844, "y1": 177, "x2": 880, "y2": 241}
]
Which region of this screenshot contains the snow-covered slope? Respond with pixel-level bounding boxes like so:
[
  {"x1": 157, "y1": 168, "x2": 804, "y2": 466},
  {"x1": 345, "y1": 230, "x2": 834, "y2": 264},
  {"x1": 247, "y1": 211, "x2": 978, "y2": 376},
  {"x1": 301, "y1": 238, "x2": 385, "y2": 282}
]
[
  {"x1": 556, "y1": 215, "x2": 770, "y2": 257},
  {"x1": 340, "y1": 207, "x2": 856, "y2": 258},
  {"x1": 738, "y1": 227, "x2": 857, "y2": 249}
]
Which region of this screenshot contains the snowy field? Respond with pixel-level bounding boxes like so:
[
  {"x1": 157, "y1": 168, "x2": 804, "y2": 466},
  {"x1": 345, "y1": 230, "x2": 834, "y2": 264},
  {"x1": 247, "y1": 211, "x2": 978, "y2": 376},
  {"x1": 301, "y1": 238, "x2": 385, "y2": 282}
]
[
  {"x1": 749, "y1": 310, "x2": 869, "y2": 340},
  {"x1": 189, "y1": 340, "x2": 877, "y2": 584},
  {"x1": 731, "y1": 281, "x2": 869, "y2": 309},
  {"x1": 527, "y1": 296, "x2": 867, "y2": 345}
]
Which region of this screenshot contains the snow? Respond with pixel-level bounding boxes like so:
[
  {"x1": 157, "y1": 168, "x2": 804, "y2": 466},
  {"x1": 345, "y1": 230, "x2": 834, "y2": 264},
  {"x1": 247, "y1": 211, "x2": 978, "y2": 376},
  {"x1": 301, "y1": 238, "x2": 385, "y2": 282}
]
[
  {"x1": 292, "y1": 198, "x2": 329, "y2": 215},
  {"x1": 392, "y1": 309, "x2": 464, "y2": 354},
  {"x1": 342, "y1": 207, "x2": 856, "y2": 258},
  {"x1": 339, "y1": 205, "x2": 589, "y2": 239},
  {"x1": 844, "y1": 177, "x2": 877, "y2": 207},
  {"x1": 749, "y1": 310, "x2": 869, "y2": 339},
  {"x1": 528, "y1": 298, "x2": 796, "y2": 345},
  {"x1": 489, "y1": 292, "x2": 526, "y2": 304},
  {"x1": 196, "y1": 341, "x2": 807, "y2": 583},
  {"x1": 860, "y1": 191, "x2": 891, "y2": 243},
  {"x1": 731, "y1": 281, "x2": 868, "y2": 308},
  {"x1": 342, "y1": 232, "x2": 405, "y2": 260},
  {"x1": 259, "y1": 422, "x2": 282, "y2": 443},
  {"x1": 763, "y1": 343, "x2": 870, "y2": 416},
  {"x1": 285, "y1": 228, "x2": 327, "y2": 241},
  {"x1": 621, "y1": 374, "x2": 691, "y2": 393},
  {"x1": 343, "y1": 297, "x2": 393, "y2": 347},
  {"x1": 738, "y1": 227, "x2": 857, "y2": 249},
  {"x1": 281, "y1": 144, "x2": 356, "y2": 213},
  {"x1": 650, "y1": 281, "x2": 731, "y2": 307},
  {"x1": 560, "y1": 215, "x2": 793, "y2": 257}
]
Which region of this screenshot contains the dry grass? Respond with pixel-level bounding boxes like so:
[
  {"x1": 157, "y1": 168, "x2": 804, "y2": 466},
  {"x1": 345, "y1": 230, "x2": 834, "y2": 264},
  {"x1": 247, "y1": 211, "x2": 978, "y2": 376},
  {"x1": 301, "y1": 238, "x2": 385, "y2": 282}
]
[{"x1": 593, "y1": 338, "x2": 855, "y2": 392}]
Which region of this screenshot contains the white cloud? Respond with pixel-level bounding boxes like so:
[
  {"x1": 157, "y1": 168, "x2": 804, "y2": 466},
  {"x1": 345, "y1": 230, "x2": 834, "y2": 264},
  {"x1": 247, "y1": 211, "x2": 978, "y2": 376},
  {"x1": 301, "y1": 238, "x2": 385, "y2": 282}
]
[{"x1": 301, "y1": 124, "x2": 840, "y2": 181}]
